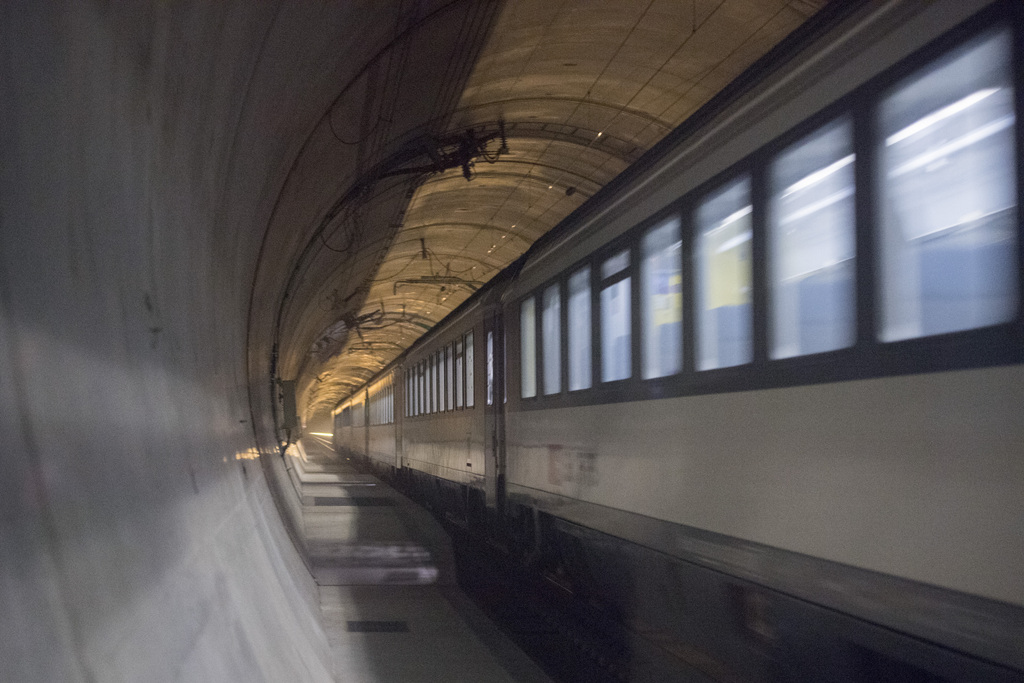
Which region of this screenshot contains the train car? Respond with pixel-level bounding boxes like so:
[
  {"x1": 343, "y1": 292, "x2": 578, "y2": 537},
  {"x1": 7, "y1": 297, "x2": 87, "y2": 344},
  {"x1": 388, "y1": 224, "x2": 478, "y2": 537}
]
[
  {"x1": 333, "y1": 0, "x2": 1023, "y2": 678},
  {"x1": 364, "y1": 372, "x2": 399, "y2": 472},
  {"x1": 331, "y1": 393, "x2": 366, "y2": 459},
  {"x1": 395, "y1": 296, "x2": 496, "y2": 516},
  {"x1": 330, "y1": 401, "x2": 349, "y2": 454}
]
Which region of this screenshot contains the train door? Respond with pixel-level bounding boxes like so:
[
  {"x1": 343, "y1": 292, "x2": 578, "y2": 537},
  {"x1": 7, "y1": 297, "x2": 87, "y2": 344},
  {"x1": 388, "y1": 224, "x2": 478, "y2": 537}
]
[{"x1": 483, "y1": 308, "x2": 506, "y2": 512}]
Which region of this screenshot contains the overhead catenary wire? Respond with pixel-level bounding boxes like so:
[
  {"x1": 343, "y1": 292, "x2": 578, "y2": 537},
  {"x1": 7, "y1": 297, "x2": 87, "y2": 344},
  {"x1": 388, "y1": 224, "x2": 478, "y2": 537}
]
[{"x1": 445, "y1": 0, "x2": 659, "y2": 270}]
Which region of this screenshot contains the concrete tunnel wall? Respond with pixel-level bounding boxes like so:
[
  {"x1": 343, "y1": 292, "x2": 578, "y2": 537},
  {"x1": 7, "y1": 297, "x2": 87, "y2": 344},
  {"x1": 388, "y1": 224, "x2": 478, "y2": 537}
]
[{"x1": 0, "y1": 3, "x2": 398, "y2": 679}]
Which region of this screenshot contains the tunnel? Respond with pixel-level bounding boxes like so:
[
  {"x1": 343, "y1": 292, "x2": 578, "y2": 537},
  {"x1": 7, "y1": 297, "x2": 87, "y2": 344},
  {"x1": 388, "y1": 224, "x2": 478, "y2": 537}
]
[{"x1": 4, "y1": 1, "x2": 1023, "y2": 681}]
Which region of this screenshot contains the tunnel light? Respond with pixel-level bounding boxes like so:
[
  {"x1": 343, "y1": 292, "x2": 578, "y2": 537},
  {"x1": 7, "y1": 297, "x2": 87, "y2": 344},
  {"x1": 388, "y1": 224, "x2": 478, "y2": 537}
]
[
  {"x1": 707, "y1": 205, "x2": 753, "y2": 235},
  {"x1": 715, "y1": 231, "x2": 752, "y2": 254},
  {"x1": 886, "y1": 88, "x2": 998, "y2": 146},
  {"x1": 779, "y1": 188, "x2": 855, "y2": 225},
  {"x1": 781, "y1": 154, "x2": 854, "y2": 198},
  {"x1": 888, "y1": 115, "x2": 1014, "y2": 178}
]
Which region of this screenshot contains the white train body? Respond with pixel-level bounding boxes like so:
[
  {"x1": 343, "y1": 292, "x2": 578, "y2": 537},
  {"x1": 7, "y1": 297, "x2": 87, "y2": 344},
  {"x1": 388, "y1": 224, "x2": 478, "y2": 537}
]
[{"x1": 334, "y1": 0, "x2": 1024, "y2": 676}]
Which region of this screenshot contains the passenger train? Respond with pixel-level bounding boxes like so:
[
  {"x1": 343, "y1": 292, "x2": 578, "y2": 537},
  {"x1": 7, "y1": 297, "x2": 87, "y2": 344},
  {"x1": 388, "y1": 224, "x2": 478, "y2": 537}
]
[{"x1": 333, "y1": 0, "x2": 1024, "y2": 679}]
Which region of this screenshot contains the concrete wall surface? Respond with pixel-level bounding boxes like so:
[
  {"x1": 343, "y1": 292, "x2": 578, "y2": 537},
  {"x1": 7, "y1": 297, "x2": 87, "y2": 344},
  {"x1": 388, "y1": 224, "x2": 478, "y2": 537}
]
[{"x1": 0, "y1": 2, "x2": 380, "y2": 680}]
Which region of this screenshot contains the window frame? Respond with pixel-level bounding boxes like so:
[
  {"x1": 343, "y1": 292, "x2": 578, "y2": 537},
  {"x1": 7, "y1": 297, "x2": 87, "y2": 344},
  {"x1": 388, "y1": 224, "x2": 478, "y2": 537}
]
[{"x1": 509, "y1": 6, "x2": 1022, "y2": 412}]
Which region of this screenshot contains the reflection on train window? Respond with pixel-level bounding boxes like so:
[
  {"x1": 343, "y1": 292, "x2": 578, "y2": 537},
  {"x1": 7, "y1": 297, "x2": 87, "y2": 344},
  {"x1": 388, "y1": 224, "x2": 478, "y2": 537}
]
[
  {"x1": 521, "y1": 297, "x2": 537, "y2": 397},
  {"x1": 466, "y1": 332, "x2": 475, "y2": 407},
  {"x1": 487, "y1": 331, "x2": 494, "y2": 405},
  {"x1": 697, "y1": 176, "x2": 753, "y2": 370},
  {"x1": 543, "y1": 284, "x2": 562, "y2": 394},
  {"x1": 642, "y1": 218, "x2": 682, "y2": 378},
  {"x1": 568, "y1": 267, "x2": 592, "y2": 390},
  {"x1": 601, "y1": 251, "x2": 631, "y2": 382},
  {"x1": 879, "y1": 29, "x2": 1017, "y2": 341},
  {"x1": 770, "y1": 119, "x2": 855, "y2": 358}
]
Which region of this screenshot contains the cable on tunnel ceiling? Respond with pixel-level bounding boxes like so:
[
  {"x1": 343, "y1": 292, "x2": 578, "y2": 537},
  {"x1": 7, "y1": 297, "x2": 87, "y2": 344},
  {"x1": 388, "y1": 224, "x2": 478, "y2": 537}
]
[
  {"x1": 445, "y1": 0, "x2": 657, "y2": 269},
  {"x1": 630, "y1": 0, "x2": 793, "y2": 147}
]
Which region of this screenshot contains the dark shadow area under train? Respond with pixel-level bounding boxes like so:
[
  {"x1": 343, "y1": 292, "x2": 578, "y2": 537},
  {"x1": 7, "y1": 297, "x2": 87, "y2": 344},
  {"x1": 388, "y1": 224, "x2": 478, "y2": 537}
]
[{"x1": 380, "y1": 462, "x2": 1021, "y2": 683}]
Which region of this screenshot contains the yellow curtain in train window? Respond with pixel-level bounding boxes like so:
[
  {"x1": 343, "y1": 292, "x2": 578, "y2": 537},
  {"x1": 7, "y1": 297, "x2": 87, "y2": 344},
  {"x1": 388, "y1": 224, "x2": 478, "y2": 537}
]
[
  {"x1": 652, "y1": 273, "x2": 682, "y2": 326},
  {"x1": 705, "y1": 211, "x2": 752, "y2": 309}
]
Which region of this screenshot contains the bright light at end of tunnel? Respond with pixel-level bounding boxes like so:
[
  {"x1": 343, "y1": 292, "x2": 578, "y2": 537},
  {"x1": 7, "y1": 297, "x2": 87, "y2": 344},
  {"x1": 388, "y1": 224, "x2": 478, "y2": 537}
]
[{"x1": 309, "y1": 432, "x2": 333, "y2": 437}]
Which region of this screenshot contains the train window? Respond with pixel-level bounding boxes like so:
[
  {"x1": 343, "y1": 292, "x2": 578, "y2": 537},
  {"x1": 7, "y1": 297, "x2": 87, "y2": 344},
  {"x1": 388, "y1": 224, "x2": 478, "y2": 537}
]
[
  {"x1": 642, "y1": 218, "x2": 683, "y2": 378},
  {"x1": 444, "y1": 344, "x2": 452, "y2": 410},
  {"x1": 429, "y1": 354, "x2": 436, "y2": 414},
  {"x1": 455, "y1": 338, "x2": 465, "y2": 408},
  {"x1": 466, "y1": 332, "x2": 475, "y2": 407},
  {"x1": 437, "y1": 350, "x2": 445, "y2": 412},
  {"x1": 437, "y1": 351, "x2": 443, "y2": 412},
  {"x1": 568, "y1": 267, "x2": 592, "y2": 390},
  {"x1": 769, "y1": 118, "x2": 856, "y2": 358},
  {"x1": 521, "y1": 296, "x2": 538, "y2": 397},
  {"x1": 878, "y1": 29, "x2": 1017, "y2": 341},
  {"x1": 446, "y1": 347, "x2": 452, "y2": 411},
  {"x1": 542, "y1": 284, "x2": 562, "y2": 394},
  {"x1": 601, "y1": 251, "x2": 631, "y2": 382},
  {"x1": 487, "y1": 331, "x2": 494, "y2": 405},
  {"x1": 436, "y1": 352, "x2": 442, "y2": 411},
  {"x1": 696, "y1": 176, "x2": 753, "y2": 370},
  {"x1": 429, "y1": 353, "x2": 435, "y2": 414},
  {"x1": 420, "y1": 361, "x2": 426, "y2": 415}
]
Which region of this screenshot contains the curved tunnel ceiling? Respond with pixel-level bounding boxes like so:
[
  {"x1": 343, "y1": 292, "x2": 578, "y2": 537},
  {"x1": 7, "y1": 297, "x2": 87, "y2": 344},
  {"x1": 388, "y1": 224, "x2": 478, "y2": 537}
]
[{"x1": 251, "y1": 0, "x2": 827, "y2": 422}]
